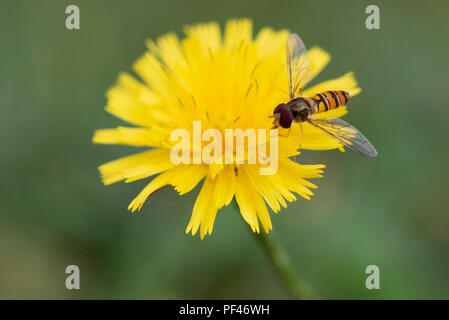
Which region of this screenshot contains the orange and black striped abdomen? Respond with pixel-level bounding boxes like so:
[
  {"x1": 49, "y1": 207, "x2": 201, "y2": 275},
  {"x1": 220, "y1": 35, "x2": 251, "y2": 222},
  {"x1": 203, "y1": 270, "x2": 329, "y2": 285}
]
[{"x1": 311, "y1": 90, "x2": 350, "y2": 114}]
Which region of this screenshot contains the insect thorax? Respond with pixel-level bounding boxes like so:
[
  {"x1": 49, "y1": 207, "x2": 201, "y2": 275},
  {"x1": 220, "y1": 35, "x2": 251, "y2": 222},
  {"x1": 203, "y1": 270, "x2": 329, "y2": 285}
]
[{"x1": 286, "y1": 97, "x2": 312, "y2": 122}]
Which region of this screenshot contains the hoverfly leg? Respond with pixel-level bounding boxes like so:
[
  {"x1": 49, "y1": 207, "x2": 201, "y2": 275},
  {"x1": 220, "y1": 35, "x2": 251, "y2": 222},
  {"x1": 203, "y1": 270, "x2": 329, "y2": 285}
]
[
  {"x1": 278, "y1": 127, "x2": 291, "y2": 137},
  {"x1": 292, "y1": 122, "x2": 304, "y2": 163}
]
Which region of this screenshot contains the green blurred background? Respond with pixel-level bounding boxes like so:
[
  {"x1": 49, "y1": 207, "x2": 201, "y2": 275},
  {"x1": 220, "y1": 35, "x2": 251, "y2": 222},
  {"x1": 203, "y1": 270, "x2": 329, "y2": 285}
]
[{"x1": 1, "y1": 0, "x2": 448, "y2": 299}]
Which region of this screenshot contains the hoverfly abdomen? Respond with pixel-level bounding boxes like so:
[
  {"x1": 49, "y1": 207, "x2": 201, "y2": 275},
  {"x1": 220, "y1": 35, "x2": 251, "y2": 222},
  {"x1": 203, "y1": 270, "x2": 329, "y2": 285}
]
[{"x1": 312, "y1": 91, "x2": 350, "y2": 114}]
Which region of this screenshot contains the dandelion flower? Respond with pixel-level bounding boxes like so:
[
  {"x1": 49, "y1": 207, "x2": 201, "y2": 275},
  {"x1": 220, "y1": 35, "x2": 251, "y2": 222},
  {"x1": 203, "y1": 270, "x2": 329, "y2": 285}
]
[{"x1": 93, "y1": 18, "x2": 361, "y2": 239}]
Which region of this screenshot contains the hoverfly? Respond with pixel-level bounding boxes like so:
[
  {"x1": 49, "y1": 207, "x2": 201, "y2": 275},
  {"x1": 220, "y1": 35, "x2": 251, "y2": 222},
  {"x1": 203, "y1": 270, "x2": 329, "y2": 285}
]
[{"x1": 271, "y1": 33, "x2": 378, "y2": 158}]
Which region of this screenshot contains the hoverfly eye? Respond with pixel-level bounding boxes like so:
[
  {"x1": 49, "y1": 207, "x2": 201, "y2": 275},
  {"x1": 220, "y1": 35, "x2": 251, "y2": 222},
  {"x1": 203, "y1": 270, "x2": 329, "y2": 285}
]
[
  {"x1": 279, "y1": 110, "x2": 293, "y2": 128},
  {"x1": 274, "y1": 103, "x2": 287, "y2": 114}
]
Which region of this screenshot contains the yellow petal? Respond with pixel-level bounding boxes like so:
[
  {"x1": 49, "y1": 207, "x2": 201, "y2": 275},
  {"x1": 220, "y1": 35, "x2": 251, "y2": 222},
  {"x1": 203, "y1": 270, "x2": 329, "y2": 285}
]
[
  {"x1": 213, "y1": 165, "x2": 236, "y2": 208},
  {"x1": 93, "y1": 125, "x2": 173, "y2": 149},
  {"x1": 128, "y1": 164, "x2": 207, "y2": 213},
  {"x1": 277, "y1": 159, "x2": 325, "y2": 200},
  {"x1": 168, "y1": 164, "x2": 208, "y2": 195},
  {"x1": 303, "y1": 71, "x2": 361, "y2": 97},
  {"x1": 208, "y1": 163, "x2": 224, "y2": 180},
  {"x1": 146, "y1": 33, "x2": 187, "y2": 72},
  {"x1": 185, "y1": 177, "x2": 218, "y2": 239},
  {"x1": 184, "y1": 21, "x2": 222, "y2": 52},
  {"x1": 244, "y1": 165, "x2": 295, "y2": 213},
  {"x1": 93, "y1": 127, "x2": 155, "y2": 147},
  {"x1": 224, "y1": 18, "x2": 253, "y2": 50},
  {"x1": 307, "y1": 46, "x2": 331, "y2": 83},
  {"x1": 133, "y1": 52, "x2": 175, "y2": 101},
  {"x1": 255, "y1": 28, "x2": 290, "y2": 59},
  {"x1": 105, "y1": 73, "x2": 154, "y2": 127},
  {"x1": 128, "y1": 171, "x2": 172, "y2": 212},
  {"x1": 98, "y1": 149, "x2": 173, "y2": 185},
  {"x1": 235, "y1": 168, "x2": 272, "y2": 233}
]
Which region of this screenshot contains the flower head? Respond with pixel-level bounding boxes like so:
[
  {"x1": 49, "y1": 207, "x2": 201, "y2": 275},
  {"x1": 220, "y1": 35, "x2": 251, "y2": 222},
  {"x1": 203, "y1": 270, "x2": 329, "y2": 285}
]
[{"x1": 93, "y1": 19, "x2": 361, "y2": 238}]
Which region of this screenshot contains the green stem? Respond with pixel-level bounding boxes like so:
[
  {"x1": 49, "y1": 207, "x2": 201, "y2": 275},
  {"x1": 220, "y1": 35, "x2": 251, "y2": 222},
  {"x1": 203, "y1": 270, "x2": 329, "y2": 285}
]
[{"x1": 253, "y1": 230, "x2": 318, "y2": 300}]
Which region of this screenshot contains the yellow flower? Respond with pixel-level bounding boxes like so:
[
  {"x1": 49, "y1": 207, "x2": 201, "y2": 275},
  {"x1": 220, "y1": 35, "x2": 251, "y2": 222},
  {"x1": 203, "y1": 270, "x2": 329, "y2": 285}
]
[{"x1": 93, "y1": 18, "x2": 361, "y2": 239}]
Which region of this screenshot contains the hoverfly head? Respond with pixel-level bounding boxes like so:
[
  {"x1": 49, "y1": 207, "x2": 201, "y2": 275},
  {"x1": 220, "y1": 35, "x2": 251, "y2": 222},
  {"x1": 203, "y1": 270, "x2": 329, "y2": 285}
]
[{"x1": 273, "y1": 103, "x2": 293, "y2": 129}]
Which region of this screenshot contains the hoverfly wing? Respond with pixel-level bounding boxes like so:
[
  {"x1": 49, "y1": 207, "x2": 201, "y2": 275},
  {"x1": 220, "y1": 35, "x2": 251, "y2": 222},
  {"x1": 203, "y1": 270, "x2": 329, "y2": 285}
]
[
  {"x1": 307, "y1": 117, "x2": 378, "y2": 158},
  {"x1": 287, "y1": 33, "x2": 311, "y2": 99}
]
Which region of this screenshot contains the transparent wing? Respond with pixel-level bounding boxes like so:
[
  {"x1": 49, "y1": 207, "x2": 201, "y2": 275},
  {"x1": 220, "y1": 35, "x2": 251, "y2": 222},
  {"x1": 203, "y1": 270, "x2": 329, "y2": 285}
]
[
  {"x1": 307, "y1": 117, "x2": 378, "y2": 157},
  {"x1": 287, "y1": 33, "x2": 311, "y2": 99}
]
